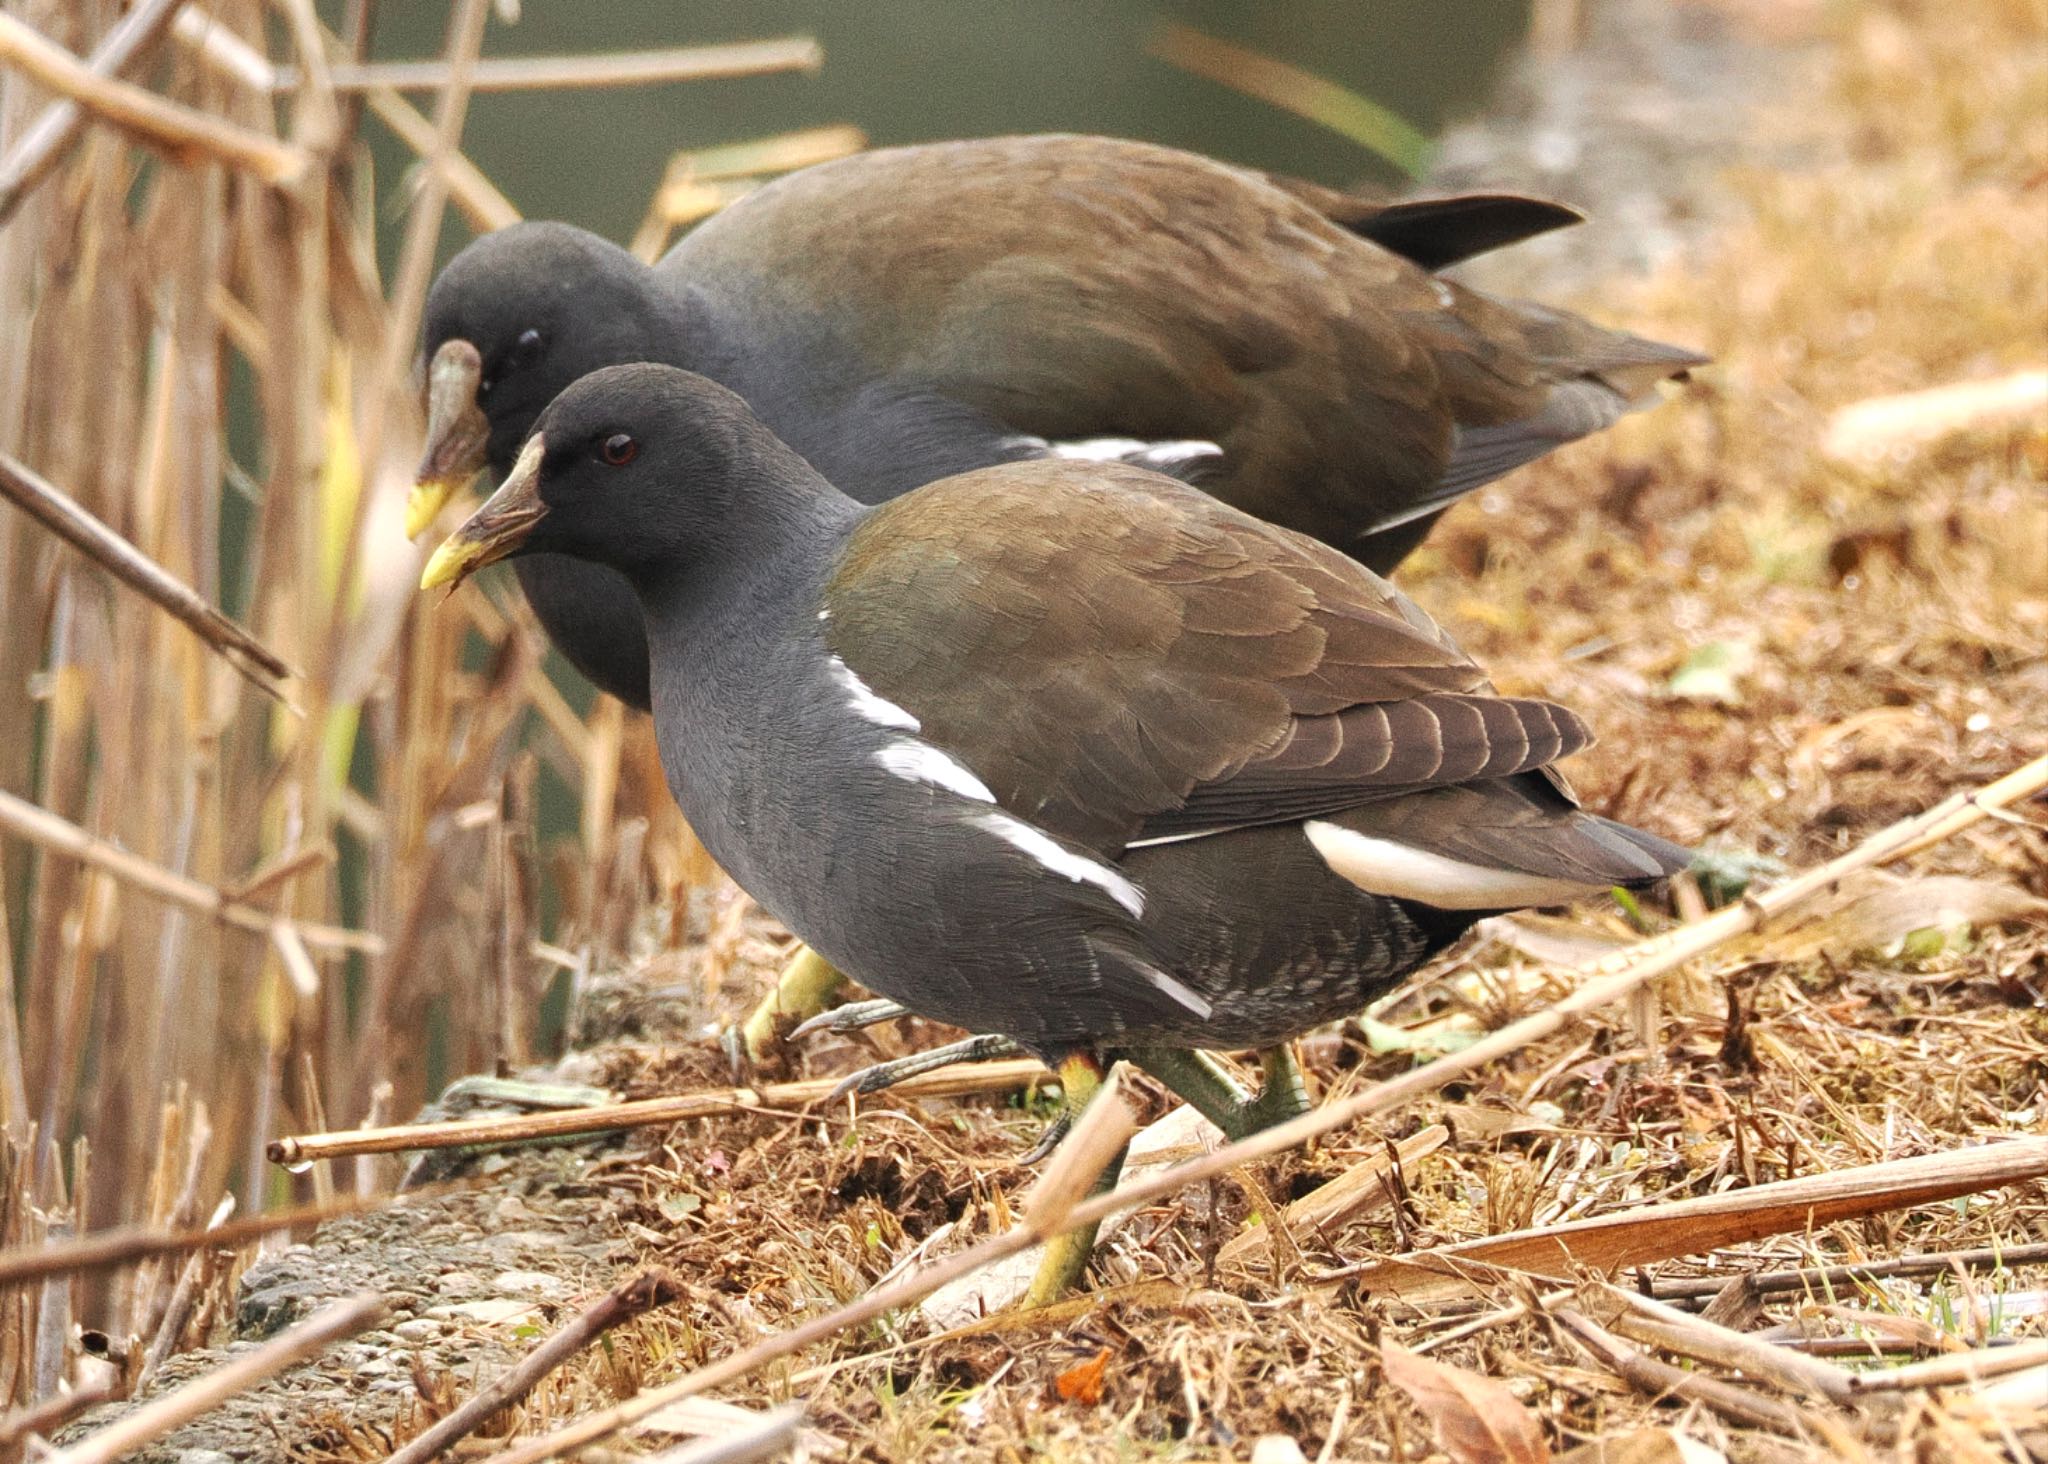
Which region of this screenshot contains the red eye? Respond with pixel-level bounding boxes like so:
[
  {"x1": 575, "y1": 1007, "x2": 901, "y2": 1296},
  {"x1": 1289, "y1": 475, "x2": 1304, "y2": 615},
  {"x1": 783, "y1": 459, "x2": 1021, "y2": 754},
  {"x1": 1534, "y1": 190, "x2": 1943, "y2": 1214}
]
[{"x1": 601, "y1": 433, "x2": 638, "y2": 467}]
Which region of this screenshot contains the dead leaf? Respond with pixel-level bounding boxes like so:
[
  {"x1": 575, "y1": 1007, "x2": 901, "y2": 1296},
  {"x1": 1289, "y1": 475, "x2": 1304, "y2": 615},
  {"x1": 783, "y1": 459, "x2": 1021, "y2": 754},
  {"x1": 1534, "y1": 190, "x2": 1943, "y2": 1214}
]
[
  {"x1": 1054, "y1": 1346, "x2": 1111, "y2": 1405},
  {"x1": 1557, "y1": 1428, "x2": 1728, "y2": 1464},
  {"x1": 1382, "y1": 1342, "x2": 1551, "y2": 1464},
  {"x1": 1748, "y1": 873, "x2": 2046, "y2": 962}
]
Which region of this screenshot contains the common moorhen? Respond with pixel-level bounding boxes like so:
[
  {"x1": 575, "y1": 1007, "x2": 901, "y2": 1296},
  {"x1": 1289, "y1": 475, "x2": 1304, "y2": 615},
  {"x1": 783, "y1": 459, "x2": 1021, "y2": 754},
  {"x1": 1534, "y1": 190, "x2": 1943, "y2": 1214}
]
[{"x1": 421, "y1": 363, "x2": 1688, "y2": 1302}]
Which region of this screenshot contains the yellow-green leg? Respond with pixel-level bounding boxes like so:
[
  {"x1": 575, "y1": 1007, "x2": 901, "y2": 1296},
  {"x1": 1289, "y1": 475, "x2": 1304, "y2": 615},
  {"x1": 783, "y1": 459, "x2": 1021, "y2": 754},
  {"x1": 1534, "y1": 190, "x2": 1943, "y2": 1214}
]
[
  {"x1": 1128, "y1": 1044, "x2": 1309, "y2": 1139},
  {"x1": 736, "y1": 946, "x2": 848, "y2": 1062},
  {"x1": 1021, "y1": 1053, "x2": 1129, "y2": 1307}
]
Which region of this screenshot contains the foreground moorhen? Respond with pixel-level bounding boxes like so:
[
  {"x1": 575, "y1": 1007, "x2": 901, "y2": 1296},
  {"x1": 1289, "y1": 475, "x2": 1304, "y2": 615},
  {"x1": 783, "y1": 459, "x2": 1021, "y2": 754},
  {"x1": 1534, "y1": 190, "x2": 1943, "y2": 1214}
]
[
  {"x1": 420, "y1": 364, "x2": 1687, "y2": 1303},
  {"x1": 414, "y1": 135, "x2": 1703, "y2": 1052}
]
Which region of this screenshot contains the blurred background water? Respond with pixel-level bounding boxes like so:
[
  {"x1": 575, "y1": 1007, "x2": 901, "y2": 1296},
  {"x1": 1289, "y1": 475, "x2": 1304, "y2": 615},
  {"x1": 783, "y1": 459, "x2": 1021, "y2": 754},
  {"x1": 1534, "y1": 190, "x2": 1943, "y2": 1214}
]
[{"x1": 358, "y1": 1, "x2": 1532, "y2": 259}]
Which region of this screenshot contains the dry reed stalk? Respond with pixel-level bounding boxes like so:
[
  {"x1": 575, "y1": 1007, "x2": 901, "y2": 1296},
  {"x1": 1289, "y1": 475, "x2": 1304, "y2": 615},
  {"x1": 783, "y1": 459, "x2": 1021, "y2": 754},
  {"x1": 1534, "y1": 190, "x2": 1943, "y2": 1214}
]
[
  {"x1": 0, "y1": 1374, "x2": 115, "y2": 1450},
  {"x1": 269, "y1": 38, "x2": 825, "y2": 95},
  {"x1": 472, "y1": 754, "x2": 2047, "y2": 1462},
  {"x1": 267, "y1": 1057, "x2": 1054, "y2": 1166},
  {"x1": 0, "y1": 13, "x2": 306, "y2": 182},
  {"x1": 383, "y1": 1268, "x2": 687, "y2": 1464},
  {"x1": 1844, "y1": 1339, "x2": 2048, "y2": 1395},
  {"x1": 42, "y1": 1292, "x2": 386, "y2": 1464},
  {"x1": 0, "y1": 1187, "x2": 400, "y2": 1291},
  {"x1": 0, "y1": 0, "x2": 184, "y2": 224},
  {"x1": 0, "y1": 789, "x2": 378, "y2": 955},
  {"x1": 0, "y1": 450, "x2": 295, "y2": 695}
]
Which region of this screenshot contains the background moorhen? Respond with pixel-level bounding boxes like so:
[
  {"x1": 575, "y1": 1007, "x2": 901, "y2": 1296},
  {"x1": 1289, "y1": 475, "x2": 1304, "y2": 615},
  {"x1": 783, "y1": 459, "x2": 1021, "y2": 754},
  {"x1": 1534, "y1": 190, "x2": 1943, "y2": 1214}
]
[{"x1": 420, "y1": 363, "x2": 1689, "y2": 1303}]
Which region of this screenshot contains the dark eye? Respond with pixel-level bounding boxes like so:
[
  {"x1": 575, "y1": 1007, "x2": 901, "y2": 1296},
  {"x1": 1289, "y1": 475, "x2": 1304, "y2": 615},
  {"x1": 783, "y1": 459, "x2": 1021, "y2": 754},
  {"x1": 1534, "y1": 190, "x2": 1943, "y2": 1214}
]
[
  {"x1": 600, "y1": 433, "x2": 638, "y2": 467},
  {"x1": 508, "y1": 328, "x2": 542, "y2": 367}
]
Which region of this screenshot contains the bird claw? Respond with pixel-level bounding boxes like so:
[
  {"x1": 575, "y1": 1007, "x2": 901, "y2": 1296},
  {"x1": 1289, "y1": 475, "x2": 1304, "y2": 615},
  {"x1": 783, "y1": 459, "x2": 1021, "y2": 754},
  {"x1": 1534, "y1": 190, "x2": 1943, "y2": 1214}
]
[{"x1": 789, "y1": 997, "x2": 911, "y2": 1041}]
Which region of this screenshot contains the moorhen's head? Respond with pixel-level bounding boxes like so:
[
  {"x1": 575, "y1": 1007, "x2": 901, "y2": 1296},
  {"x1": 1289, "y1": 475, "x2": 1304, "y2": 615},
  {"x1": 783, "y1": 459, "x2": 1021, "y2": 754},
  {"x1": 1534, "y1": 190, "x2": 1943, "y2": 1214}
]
[
  {"x1": 410, "y1": 223, "x2": 683, "y2": 539},
  {"x1": 419, "y1": 363, "x2": 799, "y2": 593}
]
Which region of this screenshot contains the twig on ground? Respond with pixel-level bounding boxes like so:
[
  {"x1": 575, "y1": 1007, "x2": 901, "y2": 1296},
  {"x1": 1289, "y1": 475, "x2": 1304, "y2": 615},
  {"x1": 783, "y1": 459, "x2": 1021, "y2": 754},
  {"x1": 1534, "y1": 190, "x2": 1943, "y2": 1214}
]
[
  {"x1": 0, "y1": 14, "x2": 308, "y2": 183},
  {"x1": 0, "y1": 0, "x2": 186, "y2": 225},
  {"x1": 384, "y1": 1269, "x2": 688, "y2": 1464},
  {"x1": 1593, "y1": 1283, "x2": 1860, "y2": 1405},
  {"x1": 43, "y1": 1295, "x2": 387, "y2": 1464},
  {"x1": 267, "y1": 1057, "x2": 1053, "y2": 1165},
  {"x1": 0, "y1": 450, "x2": 296, "y2": 696},
  {"x1": 638, "y1": 1406, "x2": 807, "y2": 1464},
  {"x1": 1648, "y1": 1241, "x2": 2048, "y2": 1303},
  {"x1": 468, "y1": 756, "x2": 2047, "y2": 1463},
  {"x1": 0, "y1": 789, "x2": 381, "y2": 956},
  {"x1": 1553, "y1": 1305, "x2": 1818, "y2": 1435}
]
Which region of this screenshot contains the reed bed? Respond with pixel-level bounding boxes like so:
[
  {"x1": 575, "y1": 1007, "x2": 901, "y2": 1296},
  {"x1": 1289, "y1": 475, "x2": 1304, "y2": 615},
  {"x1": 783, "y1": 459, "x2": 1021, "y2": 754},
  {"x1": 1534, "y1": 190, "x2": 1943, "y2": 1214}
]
[{"x1": 0, "y1": 0, "x2": 836, "y2": 1432}]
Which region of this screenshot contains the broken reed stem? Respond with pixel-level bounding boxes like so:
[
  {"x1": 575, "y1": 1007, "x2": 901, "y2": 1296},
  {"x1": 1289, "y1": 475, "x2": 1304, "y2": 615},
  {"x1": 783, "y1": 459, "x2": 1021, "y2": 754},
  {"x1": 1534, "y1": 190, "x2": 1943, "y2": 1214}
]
[
  {"x1": 0, "y1": 0, "x2": 186, "y2": 225},
  {"x1": 0, "y1": 1378, "x2": 118, "y2": 1449},
  {"x1": 1844, "y1": 1337, "x2": 2048, "y2": 1394},
  {"x1": 0, "y1": 788, "x2": 381, "y2": 956},
  {"x1": 1649, "y1": 1240, "x2": 2048, "y2": 1302},
  {"x1": 638, "y1": 1407, "x2": 806, "y2": 1464},
  {"x1": 384, "y1": 1269, "x2": 687, "y2": 1464},
  {"x1": 43, "y1": 1294, "x2": 387, "y2": 1464},
  {"x1": 0, "y1": 1188, "x2": 403, "y2": 1290},
  {"x1": 0, "y1": 13, "x2": 308, "y2": 184},
  {"x1": 267, "y1": 1057, "x2": 1052, "y2": 1165},
  {"x1": 1329, "y1": 1139, "x2": 2048, "y2": 1301},
  {"x1": 0, "y1": 450, "x2": 296, "y2": 695},
  {"x1": 268, "y1": 38, "x2": 824, "y2": 94},
  {"x1": 474, "y1": 752, "x2": 2047, "y2": 1464},
  {"x1": 1553, "y1": 1306, "x2": 1816, "y2": 1434},
  {"x1": 1596, "y1": 1283, "x2": 1860, "y2": 1405}
]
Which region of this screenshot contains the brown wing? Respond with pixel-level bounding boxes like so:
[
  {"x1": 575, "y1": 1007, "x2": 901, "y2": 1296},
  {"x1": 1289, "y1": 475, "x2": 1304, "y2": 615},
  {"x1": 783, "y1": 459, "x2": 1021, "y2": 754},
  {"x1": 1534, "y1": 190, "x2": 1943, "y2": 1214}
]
[
  {"x1": 670, "y1": 134, "x2": 1699, "y2": 551},
  {"x1": 821, "y1": 462, "x2": 1593, "y2": 854}
]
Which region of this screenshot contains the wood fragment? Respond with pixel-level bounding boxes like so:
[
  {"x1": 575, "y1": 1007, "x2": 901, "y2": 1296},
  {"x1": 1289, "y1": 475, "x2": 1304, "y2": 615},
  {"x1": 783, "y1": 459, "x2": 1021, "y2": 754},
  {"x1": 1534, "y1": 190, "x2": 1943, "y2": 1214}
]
[
  {"x1": 0, "y1": 450, "x2": 296, "y2": 695},
  {"x1": 1822, "y1": 368, "x2": 2048, "y2": 461},
  {"x1": 0, "y1": 14, "x2": 309, "y2": 183},
  {"x1": 385, "y1": 1269, "x2": 687, "y2": 1464},
  {"x1": 268, "y1": 1057, "x2": 1053, "y2": 1165},
  {"x1": 1218, "y1": 1125, "x2": 1448, "y2": 1265},
  {"x1": 42, "y1": 1294, "x2": 386, "y2": 1464}
]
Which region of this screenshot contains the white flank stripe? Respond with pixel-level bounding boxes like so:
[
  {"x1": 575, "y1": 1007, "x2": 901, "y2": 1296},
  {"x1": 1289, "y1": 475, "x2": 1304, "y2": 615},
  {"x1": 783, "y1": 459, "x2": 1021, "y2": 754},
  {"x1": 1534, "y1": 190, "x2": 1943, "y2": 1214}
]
[
  {"x1": 1304, "y1": 821, "x2": 1597, "y2": 911},
  {"x1": 828, "y1": 655, "x2": 919, "y2": 731},
  {"x1": 1050, "y1": 436, "x2": 1223, "y2": 468},
  {"x1": 873, "y1": 739, "x2": 995, "y2": 803},
  {"x1": 975, "y1": 813, "x2": 1146, "y2": 918},
  {"x1": 1136, "y1": 962, "x2": 1213, "y2": 1017}
]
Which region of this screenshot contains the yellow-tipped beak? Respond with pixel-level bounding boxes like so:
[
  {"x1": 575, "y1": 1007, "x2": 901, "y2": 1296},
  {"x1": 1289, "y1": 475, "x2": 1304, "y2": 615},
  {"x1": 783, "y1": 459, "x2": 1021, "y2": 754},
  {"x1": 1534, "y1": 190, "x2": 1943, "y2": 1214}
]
[
  {"x1": 410, "y1": 338, "x2": 490, "y2": 541},
  {"x1": 406, "y1": 476, "x2": 468, "y2": 541},
  {"x1": 420, "y1": 435, "x2": 547, "y2": 591}
]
